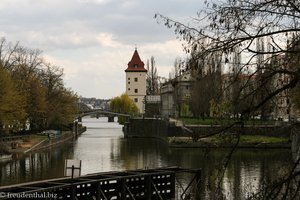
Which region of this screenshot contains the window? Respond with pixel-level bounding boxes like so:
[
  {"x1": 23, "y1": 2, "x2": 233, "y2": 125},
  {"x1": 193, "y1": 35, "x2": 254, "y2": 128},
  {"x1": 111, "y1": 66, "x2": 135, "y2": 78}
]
[
  {"x1": 134, "y1": 64, "x2": 138, "y2": 68},
  {"x1": 128, "y1": 82, "x2": 130, "y2": 84},
  {"x1": 128, "y1": 77, "x2": 130, "y2": 80},
  {"x1": 134, "y1": 77, "x2": 138, "y2": 82},
  {"x1": 128, "y1": 88, "x2": 130, "y2": 91},
  {"x1": 134, "y1": 98, "x2": 138, "y2": 102},
  {"x1": 134, "y1": 89, "x2": 138, "y2": 93}
]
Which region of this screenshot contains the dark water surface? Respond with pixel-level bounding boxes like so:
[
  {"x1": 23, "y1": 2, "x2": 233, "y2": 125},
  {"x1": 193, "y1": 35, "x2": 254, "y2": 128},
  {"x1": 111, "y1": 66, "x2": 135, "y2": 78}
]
[{"x1": 0, "y1": 117, "x2": 293, "y2": 199}]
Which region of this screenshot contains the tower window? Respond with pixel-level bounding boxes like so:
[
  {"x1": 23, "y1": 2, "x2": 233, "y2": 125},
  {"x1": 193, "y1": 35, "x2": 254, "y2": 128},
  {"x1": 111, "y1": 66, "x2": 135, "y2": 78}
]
[
  {"x1": 134, "y1": 77, "x2": 138, "y2": 82},
  {"x1": 128, "y1": 81, "x2": 130, "y2": 84},
  {"x1": 128, "y1": 77, "x2": 130, "y2": 80},
  {"x1": 134, "y1": 89, "x2": 138, "y2": 93},
  {"x1": 134, "y1": 64, "x2": 138, "y2": 68},
  {"x1": 134, "y1": 98, "x2": 138, "y2": 102},
  {"x1": 128, "y1": 88, "x2": 130, "y2": 91}
]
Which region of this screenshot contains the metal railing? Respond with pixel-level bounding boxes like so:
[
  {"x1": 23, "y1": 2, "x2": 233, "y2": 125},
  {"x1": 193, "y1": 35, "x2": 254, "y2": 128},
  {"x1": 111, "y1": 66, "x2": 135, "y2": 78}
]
[{"x1": 0, "y1": 166, "x2": 201, "y2": 200}]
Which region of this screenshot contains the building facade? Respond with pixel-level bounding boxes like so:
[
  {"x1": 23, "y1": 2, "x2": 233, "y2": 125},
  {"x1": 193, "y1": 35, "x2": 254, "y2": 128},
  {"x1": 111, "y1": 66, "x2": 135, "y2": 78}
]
[
  {"x1": 160, "y1": 72, "x2": 194, "y2": 117},
  {"x1": 125, "y1": 49, "x2": 147, "y2": 113},
  {"x1": 161, "y1": 82, "x2": 175, "y2": 117}
]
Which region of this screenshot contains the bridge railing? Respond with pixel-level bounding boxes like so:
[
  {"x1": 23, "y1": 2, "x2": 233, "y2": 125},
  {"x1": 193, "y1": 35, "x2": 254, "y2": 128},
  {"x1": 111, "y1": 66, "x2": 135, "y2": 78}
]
[
  {"x1": 78, "y1": 109, "x2": 132, "y2": 118},
  {"x1": 0, "y1": 166, "x2": 201, "y2": 200}
]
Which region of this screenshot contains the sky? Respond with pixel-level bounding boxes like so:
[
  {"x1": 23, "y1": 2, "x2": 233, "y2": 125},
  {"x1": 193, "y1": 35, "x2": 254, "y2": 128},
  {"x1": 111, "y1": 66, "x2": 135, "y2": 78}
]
[{"x1": 0, "y1": 0, "x2": 204, "y2": 99}]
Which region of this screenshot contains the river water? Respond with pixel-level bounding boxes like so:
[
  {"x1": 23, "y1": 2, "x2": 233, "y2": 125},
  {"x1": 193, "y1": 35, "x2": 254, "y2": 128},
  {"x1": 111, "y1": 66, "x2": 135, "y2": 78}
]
[{"x1": 0, "y1": 117, "x2": 294, "y2": 199}]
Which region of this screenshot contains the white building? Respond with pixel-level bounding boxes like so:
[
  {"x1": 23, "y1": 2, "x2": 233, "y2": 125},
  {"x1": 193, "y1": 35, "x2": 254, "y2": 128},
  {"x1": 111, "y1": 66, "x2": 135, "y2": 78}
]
[{"x1": 125, "y1": 49, "x2": 147, "y2": 113}]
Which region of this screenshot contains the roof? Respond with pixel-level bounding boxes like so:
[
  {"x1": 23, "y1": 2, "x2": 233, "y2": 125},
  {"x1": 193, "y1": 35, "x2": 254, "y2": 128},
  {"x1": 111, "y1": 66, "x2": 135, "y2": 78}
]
[
  {"x1": 125, "y1": 49, "x2": 147, "y2": 72},
  {"x1": 176, "y1": 72, "x2": 193, "y2": 82}
]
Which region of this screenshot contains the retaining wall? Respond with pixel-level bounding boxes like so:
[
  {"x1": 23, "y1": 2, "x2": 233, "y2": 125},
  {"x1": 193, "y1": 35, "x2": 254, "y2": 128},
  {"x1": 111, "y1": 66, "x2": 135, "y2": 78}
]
[
  {"x1": 123, "y1": 118, "x2": 168, "y2": 139},
  {"x1": 124, "y1": 118, "x2": 292, "y2": 138}
]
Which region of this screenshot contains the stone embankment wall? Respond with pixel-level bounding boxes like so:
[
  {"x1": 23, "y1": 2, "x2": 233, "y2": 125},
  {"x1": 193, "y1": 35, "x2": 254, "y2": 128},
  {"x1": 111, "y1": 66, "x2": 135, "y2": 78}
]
[
  {"x1": 124, "y1": 118, "x2": 292, "y2": 138},
  {"x1": 123, "y1": 118, "x2": 168, "y2": 139}
]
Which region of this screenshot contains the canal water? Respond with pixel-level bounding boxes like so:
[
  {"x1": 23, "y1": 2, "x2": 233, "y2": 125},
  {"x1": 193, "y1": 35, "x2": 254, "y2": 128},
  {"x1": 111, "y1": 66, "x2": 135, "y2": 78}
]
[{"x1": 0, "y1": 117, "x2": 294, "y2": 199}]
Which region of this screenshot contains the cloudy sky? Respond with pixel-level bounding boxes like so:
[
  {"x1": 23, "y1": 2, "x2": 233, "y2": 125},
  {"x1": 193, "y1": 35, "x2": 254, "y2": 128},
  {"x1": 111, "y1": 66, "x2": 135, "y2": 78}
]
[{"x1": 0, "y1": 0, "x2": 204, "y2": 99}]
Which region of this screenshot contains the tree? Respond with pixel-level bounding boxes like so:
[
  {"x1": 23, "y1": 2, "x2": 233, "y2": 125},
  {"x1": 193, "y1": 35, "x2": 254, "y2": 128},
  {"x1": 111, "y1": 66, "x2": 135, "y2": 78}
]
[
  {"x1": 0, "y1": 67, "x2": 27, "y2": 134},
  {"x1": 171, "y1": 57, "x2": 184, "y2": 79},
  {"x1": 146, "y1": 56, "x2": 159, "y2": 95},
  {"x1": 0, "y1": 38, "x2": 20, "y2": 70},
  {"x1": 110, "y1": 93, "x2": 139, "y2": 124},
  {"x1": 40, "y1": 64, "x2": 78, "y2": 129},
  {"x1": 26, "y1": 78, "x2": 48, "y2": 131},
  {"x1": 156, "y1": 0, "x2": 300, "y2": 198},
  {"x1": 188, "y1": 48, "x2": 222, "y2": 118},
  {"x1": 156, "y1": 0, "x2": 300, "y2": 117},
  {"x1": 46, "y1": 88, "x2": 78, "y2": 130},
  {"x1": 0, "y1": 38, "x2": 78, "y2": 132}
]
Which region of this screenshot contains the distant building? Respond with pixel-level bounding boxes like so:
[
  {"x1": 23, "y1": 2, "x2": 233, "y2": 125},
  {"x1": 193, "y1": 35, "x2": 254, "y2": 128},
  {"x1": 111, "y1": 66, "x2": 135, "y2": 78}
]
[
  {"x1": 274, "y1": 70, "x2": 291, "y2": 120},
  {"x1": 160, "y1": 72, "x2": 194, "y2": 117},
  {"x1": 145, "y1": 95, "x2": 161, "y2": 117},
  {"x1": 125, "y1": 49, "x2": 147, "y2": 113},
  {"x1": 79, "y1": 97, "x2": 110, "y2": 110},
  {"x1": 160, "y1": 82, "x2": 175, "y2": 117}
]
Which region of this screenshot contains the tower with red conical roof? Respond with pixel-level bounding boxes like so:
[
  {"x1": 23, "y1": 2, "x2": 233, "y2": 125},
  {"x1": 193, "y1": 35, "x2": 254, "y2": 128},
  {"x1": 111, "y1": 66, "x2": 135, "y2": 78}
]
[{"x1": 125, "y1": 48, "x2": 147, "y2": 113}]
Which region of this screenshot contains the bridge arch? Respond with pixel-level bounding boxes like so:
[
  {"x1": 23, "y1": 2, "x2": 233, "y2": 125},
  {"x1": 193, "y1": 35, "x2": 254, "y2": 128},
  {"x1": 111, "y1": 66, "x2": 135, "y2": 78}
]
[{"x1": 77, "y1": 109, "x2": 131, "y2": 122}]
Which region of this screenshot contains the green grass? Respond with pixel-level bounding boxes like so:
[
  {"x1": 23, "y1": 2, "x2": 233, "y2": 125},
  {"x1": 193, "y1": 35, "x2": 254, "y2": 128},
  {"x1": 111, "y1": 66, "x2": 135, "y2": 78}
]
[
  {"x1": 210, "y1": 134, "x2": 289, "y2": 145},
  {"x1": 239, "y1": 135, "x2": 289, "y2": 144},
  {"x1": 180, "y1": 117, "x2": 277, "y2": 126},
  {"x1": 23, "y1": 134, "x2": 47, "y2": 143}
]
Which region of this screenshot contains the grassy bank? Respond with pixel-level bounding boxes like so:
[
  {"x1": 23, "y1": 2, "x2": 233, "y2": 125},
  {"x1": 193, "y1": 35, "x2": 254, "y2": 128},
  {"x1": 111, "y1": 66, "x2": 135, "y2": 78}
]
[
  {"x1": 180, "y1": 117, "x2": 277, "y2": 126},
  {"x1": 8, "y1": 134, "x2": 48, "y2": 153},
  {"x1": 168, "y1": 134, "x2": 290, "y2": 148},
  {"x1": 211, "y1": 135, "x2": 289, "y2": 145}
]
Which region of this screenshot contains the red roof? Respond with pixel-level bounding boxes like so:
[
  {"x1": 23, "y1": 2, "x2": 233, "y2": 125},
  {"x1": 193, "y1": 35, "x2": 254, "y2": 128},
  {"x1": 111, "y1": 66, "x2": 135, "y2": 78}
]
[{"x1": 125, "y1": 49, "x2": 147, "y2": 72}]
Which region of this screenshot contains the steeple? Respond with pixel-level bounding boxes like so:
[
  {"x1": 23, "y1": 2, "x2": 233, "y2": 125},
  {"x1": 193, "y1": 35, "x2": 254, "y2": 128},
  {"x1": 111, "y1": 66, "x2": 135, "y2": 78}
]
[{"x1": 125, "y1": 49, "x2": 147, "y2": 72}]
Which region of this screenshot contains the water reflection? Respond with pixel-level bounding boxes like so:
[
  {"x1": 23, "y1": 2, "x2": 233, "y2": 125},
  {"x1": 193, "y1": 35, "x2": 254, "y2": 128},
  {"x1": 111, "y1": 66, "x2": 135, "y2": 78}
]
[
  {"x1": 0, "y1": 117, "x2": 293, "y2": 199},
  {"x1": 0, "y1": 142, "x2": 75, "y2": 186}
]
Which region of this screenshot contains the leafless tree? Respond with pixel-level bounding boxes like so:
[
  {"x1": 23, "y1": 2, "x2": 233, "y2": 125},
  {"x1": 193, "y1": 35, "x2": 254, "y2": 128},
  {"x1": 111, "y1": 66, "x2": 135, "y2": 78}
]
[
  {"x1": 188, "y1": 48, "x2": 222, "y2": 118},
  {"x1": 0, "y1": 38, "x2": 77, "y2": 133},
  {"x1": 156, "y1": 0, "x2": 300, "y2": 117},
  {"x1": 156, "y1": 0, "x2": 300, "y2": 198},
  {"x1": 146, "y1": 56, "x2": 159, "y2": 95}
]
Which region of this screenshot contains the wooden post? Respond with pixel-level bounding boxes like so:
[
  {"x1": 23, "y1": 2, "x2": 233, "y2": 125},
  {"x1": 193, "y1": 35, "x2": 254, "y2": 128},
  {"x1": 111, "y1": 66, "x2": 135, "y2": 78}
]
[{"x1": 74, "y1": 121, "x2": 78, "y2": 136}]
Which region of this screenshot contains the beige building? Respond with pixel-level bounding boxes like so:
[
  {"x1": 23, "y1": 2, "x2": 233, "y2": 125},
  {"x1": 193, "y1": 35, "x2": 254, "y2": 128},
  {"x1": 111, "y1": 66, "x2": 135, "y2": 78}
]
[
  {"x1": 125, "y1": 49, "x2": 147, "y2": 113},
  {"x1": 160, "y1": 72, "x2": 194, "y2": 117}
]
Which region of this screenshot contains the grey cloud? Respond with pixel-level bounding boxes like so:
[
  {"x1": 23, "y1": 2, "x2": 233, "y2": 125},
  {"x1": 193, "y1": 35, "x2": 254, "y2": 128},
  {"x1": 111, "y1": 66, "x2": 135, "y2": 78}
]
[{"x1": 0, "y1": 0, "x2": 203, "y2": 97}]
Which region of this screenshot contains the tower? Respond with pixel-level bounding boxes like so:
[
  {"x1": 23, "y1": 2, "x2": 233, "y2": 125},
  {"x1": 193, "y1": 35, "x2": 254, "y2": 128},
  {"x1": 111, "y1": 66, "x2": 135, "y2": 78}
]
[{"x1": 125, "y1": 49, "x2": 147, "y2": 113}]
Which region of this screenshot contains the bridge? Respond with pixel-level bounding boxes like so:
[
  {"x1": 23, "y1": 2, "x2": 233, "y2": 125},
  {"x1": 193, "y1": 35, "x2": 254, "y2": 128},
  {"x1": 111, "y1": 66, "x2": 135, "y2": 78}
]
[
  {"x1": 77, "y1": 109, "x2": 132, "y2": 122},
  {"x1": 0, "y1": 166, "x2": 201, "y2": 200}
]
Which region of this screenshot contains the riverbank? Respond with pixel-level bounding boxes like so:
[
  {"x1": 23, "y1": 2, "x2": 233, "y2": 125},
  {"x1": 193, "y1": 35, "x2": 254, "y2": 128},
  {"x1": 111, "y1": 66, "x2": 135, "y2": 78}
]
[
  {"x1": 2, "y1": 127, "x2": 86, "y2": 154},
  {"x1": 124, "y1": 118, "x2": 292, "y2": 148},
  {"x1": 168, "y1": 135, "x2": 290, "y2": 148}
]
